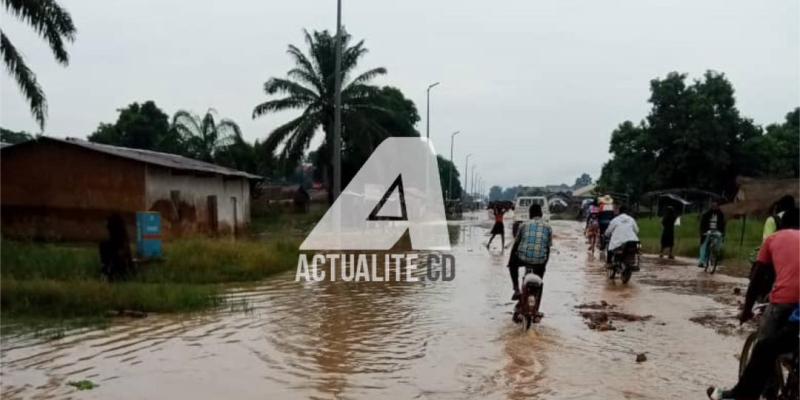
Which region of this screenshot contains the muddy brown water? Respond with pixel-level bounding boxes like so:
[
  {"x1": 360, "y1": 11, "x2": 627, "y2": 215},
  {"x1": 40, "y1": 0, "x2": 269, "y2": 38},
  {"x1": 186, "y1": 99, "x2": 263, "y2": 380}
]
[{"x1": 1, "y1": 217, "x2": 753, "y2": 399}]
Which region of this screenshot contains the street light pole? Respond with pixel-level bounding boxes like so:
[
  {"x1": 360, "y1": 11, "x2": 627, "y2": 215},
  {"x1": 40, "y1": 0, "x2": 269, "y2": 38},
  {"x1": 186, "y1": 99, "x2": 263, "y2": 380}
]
[
  {"x1": 470, "y1": 165, "x2": 477, "y2": 207},
  {"x1": 332, "y1": 0, "x2": 343, "y2": 200},
  {"x1": 448, "y1": 131, "x2": 460, "y2": 201},
  {"x1": 426, "y1": 82, "x2": 440, "y2": 139},
  {"x1": 464, "y1": 154, "x2": 473, "y2": 202}
]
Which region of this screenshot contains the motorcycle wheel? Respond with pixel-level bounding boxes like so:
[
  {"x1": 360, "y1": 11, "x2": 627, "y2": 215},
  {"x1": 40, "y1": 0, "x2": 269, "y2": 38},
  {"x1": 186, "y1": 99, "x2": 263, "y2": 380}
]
[
  {"x1": 621, "y1": 266, "x2": 632, "y2": 284},
  {"x1": 607, "y1": 264, "x2": 616, "y2": 280}
]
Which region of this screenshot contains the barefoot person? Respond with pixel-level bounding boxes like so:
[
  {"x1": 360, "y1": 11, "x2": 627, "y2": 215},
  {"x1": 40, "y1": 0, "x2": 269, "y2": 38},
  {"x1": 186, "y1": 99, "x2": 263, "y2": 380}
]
[{"x1": 487, "y1": 205, "x2": 507, "y2": 250}]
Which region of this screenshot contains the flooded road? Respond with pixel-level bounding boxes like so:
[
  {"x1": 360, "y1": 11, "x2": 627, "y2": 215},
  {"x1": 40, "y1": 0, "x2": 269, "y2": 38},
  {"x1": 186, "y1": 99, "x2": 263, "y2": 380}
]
[{"x1": 2, "y1": 216, "x2": 752, "y2": 399}]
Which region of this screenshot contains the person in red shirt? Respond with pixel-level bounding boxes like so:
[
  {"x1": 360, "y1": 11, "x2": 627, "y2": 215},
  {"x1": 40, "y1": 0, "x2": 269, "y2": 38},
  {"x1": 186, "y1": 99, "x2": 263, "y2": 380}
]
[{"x1": 708, "y1": 207, "x2": 799, "y2": 400}]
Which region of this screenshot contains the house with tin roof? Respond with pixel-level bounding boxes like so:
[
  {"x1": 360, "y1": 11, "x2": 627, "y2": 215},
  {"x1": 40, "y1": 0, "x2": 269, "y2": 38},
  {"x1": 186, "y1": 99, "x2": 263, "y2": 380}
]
[{"x1": 1, "y1": 137, "x2": 260, "y2": 241}]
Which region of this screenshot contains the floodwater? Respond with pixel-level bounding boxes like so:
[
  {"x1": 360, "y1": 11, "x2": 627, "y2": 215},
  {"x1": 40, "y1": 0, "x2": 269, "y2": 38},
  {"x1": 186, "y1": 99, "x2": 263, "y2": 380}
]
[{"x1": 1, "y1": 215, "x2": 753, "y2": 399}]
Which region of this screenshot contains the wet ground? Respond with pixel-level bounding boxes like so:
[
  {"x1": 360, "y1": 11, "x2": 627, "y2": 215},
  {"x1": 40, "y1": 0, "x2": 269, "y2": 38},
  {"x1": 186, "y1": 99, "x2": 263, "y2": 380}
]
[{"x1": 1, "y1": 216, "x2": 754, "y2": 399}]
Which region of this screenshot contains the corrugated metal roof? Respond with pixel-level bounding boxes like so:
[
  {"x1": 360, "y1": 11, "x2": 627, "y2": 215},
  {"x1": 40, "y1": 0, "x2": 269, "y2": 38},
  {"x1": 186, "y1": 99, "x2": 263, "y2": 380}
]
[{"x1": 4, "y1": 136, "x2": 261, "y2": 179}]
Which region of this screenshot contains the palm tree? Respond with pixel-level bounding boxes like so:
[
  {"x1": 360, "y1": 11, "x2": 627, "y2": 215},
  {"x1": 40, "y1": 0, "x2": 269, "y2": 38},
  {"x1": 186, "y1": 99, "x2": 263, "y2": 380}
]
[
  {"x1": 1, "y1": 0, "x2": 76, "y2": 130},
  {"x1": 253, "y1": 29, "x2": 391, "y2": 198},
  {"x1": 171, "y1": 109, "x2": 243, "y2": 162}
]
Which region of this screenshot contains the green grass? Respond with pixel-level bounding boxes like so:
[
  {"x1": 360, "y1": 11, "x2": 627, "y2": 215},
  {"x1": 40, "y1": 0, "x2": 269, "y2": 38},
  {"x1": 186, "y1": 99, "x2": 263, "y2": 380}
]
[
  {"x1": 637, "y1": 213, "x2": 763, "y2": 276},
  {"x1": 1, "y1": 234, "x2": 302, "y2": 320},
  {"x1": 249, "y1": 204, "x2": 327, "y2": 237}
]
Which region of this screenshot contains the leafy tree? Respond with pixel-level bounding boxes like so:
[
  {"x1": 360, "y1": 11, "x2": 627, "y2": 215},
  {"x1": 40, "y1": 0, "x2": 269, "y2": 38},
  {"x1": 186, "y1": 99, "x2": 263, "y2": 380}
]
[
  {"x1": 1, "y1": 0, "x2": 76, "y2": 129},
  {"x1": 746, "y1": 108, "x2": 800, "y2": 177},
  {"x1": 0, "y1": 126, "x2": 33, "y2": 144},
  {"x1": 489, "y1": 185, "x2": 503, "y2": 201},
  {"x1": 437, "y1": 155, "x2": 462, "y2": 200},
  {"x1": 88, "y1": 101, "x2": 182, "y2": 154},
  {"x1": 171, "y1": 109, "x2": 242, "y2": 162},
  {"x1": 573, "y1": 173, "x2": 592, "y2": 188},
  {"x1": 253, "y1": 29, "x2": 394, "y2": 202},
  {"x1": 598, "y1": 71, "x2": 795, "y2": 201}
]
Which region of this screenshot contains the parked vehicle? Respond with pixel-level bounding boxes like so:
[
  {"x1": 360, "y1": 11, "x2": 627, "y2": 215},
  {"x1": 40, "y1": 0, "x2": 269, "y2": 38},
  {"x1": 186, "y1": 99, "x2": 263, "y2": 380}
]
[
  {"x1": 607, "y1": 241, "x2": 640, "y2": 284},
  {"x1": 512, "y1": 196, "x2": 550, "y2": 236}
]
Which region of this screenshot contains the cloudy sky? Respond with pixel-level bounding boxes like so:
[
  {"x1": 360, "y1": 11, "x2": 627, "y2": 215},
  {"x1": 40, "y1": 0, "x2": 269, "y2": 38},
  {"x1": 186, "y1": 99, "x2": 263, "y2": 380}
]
[{"x1": 1, "y1": 0, "x2": 797, "y2": 188}]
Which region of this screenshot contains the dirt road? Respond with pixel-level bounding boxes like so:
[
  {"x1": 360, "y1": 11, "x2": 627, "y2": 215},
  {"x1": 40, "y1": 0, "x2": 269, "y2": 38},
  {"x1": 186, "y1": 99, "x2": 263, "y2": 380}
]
[{"x1": 1, "y1": 216, "x2": 752, "y2": 399}]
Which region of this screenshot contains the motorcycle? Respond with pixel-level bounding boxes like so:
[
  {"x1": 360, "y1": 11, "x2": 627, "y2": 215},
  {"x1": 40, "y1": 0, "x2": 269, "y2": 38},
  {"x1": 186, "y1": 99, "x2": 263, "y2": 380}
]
[
  {"x1": 513, "y1": 267, "x2": 544, "y2": 331},
  {"x1": 738, "y1": 304, "x2": 799, "y2": 400},
  {"x1": 607, "y1": 241, "x2": 640, "y2": 284}
]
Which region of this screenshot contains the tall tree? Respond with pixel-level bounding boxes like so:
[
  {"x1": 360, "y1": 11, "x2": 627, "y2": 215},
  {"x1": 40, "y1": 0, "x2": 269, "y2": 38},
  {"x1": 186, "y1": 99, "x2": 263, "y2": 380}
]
[
  {"x1": 598, "y1": 71, "x2": 790, "y2": 201},
  {"x1": 1, "y1": 0, "x2": 76, "y2": 129},
  {"x1": 0, "y1": 126, "x2": 33, "y2": 144},
  {"x1": 88, "y1": 101, "x2": 181, "y2": 154},
  {"x1": 573, "y1": 173, "x2": 592, "y2": 188},
  {"x1": 436, "y1": 155, "x2": 462, "y2": 201},
  {"x1": 171, "y1": 109, "x2": 242, "y2": 162},
  {"x1": 489, "y1": 185, "x2": 503, "y2": 201},
  {"x1": 252, "y1": 29, "x2": 391, "y2": 201}
]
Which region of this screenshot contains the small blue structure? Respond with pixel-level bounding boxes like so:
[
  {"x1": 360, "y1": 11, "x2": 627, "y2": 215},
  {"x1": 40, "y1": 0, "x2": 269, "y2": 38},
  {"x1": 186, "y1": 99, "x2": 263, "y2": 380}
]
[{"x1": 136, "y1": 212, "x2": 162, "y2": 259}]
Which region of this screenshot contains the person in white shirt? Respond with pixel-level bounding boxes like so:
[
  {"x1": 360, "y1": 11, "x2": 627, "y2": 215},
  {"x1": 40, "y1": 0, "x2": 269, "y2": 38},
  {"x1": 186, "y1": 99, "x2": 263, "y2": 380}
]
[{"x1": 604, "y1": 205, "x2": 639, "y2": 263}]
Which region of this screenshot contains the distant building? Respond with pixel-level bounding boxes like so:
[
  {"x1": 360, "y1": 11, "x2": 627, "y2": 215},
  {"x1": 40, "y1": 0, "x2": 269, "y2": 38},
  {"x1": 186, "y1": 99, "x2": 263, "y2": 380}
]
[
  {"x1": 721, "y1": 176, "x2": 799, "y2": 217},
  {"x1": 571, "y1": 184, "x2": 597, "y2": 198},
  {"x1": 1, "y1": 137, "x2": 260, "y2": 241}
]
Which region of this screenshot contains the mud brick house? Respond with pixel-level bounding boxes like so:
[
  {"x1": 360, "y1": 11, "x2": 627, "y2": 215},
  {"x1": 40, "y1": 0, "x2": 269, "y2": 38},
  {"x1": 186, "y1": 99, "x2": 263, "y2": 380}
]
[{"x1": 1, "y1": 137, "x2": 260, "y2": 241}]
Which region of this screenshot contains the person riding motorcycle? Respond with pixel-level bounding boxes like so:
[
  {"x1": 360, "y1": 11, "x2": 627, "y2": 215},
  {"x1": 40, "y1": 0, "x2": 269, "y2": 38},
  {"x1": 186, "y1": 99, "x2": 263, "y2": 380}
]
[
  {"x1": 698, "y1": 201, "x2": 726, "y2": 268},
  {"x1": 707, "y1": 207, "x2": 800, "y2": 400},
  {"x1": 596, "y1": 196, "x2": 616, "y2": 253},
  {"x1": 507, "y1": 204, "x2": 552, "y2": 303},
  {"x1": 604, "y1": 205, "x2": 639, "y2": 265}
]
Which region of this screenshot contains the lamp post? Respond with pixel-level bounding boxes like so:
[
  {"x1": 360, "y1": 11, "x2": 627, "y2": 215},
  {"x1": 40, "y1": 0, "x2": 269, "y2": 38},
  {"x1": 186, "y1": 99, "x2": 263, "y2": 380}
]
[
  {"x1": 464, "y1": 154, "x2": 473, "y2": 202},
  {"x1": 426, "y1": 82, "x2": 440, "y2": 139},
  {"x1": 470, "y1": 165, "x2": 477, "y2": 209},
  {"x1": 448, "y1": 131, "x2": 460, "y2": 201},
  {"x1": 332, "y1": 0, "x2": 343, "y2": 200}
]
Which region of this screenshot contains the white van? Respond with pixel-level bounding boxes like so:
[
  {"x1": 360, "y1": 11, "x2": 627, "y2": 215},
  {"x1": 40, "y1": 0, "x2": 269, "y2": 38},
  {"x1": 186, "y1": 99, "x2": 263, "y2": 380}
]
[{"x1": 513, "y1": 196, "x2": 550, "y2": 235}]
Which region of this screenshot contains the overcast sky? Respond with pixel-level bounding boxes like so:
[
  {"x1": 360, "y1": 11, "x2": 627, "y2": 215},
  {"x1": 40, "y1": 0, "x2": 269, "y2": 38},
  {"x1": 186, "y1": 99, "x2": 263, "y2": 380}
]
[{"x1": 1, "y1": 0, "x2": 798, "y2": 188}]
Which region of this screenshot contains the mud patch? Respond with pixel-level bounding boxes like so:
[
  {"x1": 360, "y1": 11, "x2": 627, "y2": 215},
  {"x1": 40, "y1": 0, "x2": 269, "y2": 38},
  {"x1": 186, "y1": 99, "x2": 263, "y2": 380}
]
[
  {"x1": 575, "y1": 302, "x2": 652, "y2": 331},
  {"x1": 689, "y1": 313, "x2": 744, "y2": 336},
  {"x1": 637, "y1": 278, "x2": 745, "y2": 307}
]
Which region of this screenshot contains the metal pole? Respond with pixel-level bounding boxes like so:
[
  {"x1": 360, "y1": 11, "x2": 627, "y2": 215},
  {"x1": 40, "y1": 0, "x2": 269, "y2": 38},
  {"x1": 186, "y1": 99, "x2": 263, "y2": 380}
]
[
  {"x1": 464, "y1": 154, "x2": 472, "y2": 201},
  {"x1": 426, "y1": 82, "x2": 440, "y2": 139},
  {"x1": 470, "y1": 166, "x2": 477, "y2": 202},
  {"x1": 448, "y1": 131, "x2": 460, "y2": 201},
  {"x1": 332, "y1": 0, "x2": 343, "y2": 200}
]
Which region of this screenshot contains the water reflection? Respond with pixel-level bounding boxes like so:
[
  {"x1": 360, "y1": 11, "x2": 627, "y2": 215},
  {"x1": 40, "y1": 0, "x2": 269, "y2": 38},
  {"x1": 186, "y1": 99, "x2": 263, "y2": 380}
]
[{"x1": 1, "y1": 218, "x2": 748, "y2": 400}]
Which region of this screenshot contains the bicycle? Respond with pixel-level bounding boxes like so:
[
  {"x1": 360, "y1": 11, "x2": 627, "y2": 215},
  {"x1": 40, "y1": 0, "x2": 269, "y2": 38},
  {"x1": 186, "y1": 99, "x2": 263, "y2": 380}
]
[{"x1": 703, "y1": 230, "x2": 723, "y2": 274}]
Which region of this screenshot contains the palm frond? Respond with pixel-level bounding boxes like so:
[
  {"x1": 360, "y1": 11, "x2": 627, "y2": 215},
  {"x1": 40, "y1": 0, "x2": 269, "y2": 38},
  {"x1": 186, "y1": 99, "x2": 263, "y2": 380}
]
[
  {"x1": 253, "y1": 97, "x2": 314, "y2": 118},
  {"x1": 0, "y1": 30, "x2": 46, "y2": 129},
  {"x1": 262, "y1": 77, "x2": 318, "y2": 99},
  {"x1": 346, "y1": 67, "x2": 386, "y2": 87},
  {"x1": 264, "y1": 112, "x2": 316, "y2": 152},
  {"x1": 279, "y1": 114, "x2": 319, "y2": 168},
  {"x1": 215, "y1": 119, "x2": 242, "y2": 148},
  {"x1": 3, "y1": 0, "x2": 76, "y2": 64},
  {"x1": 341, "y1": 38, "x2": 367, "y2": 73},
  {"x1": 287, "y1": 44, "x2": 322, "y2": 92},
  {"x1": 171, "y1": 110, "x2": 202, "y2": 138}
]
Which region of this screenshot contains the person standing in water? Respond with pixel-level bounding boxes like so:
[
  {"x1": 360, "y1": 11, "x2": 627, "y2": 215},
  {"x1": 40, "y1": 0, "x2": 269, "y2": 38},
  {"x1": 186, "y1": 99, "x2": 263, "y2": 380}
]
[{"x1": 487, "y1": 205, "x2": 507, "y2": 250}]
